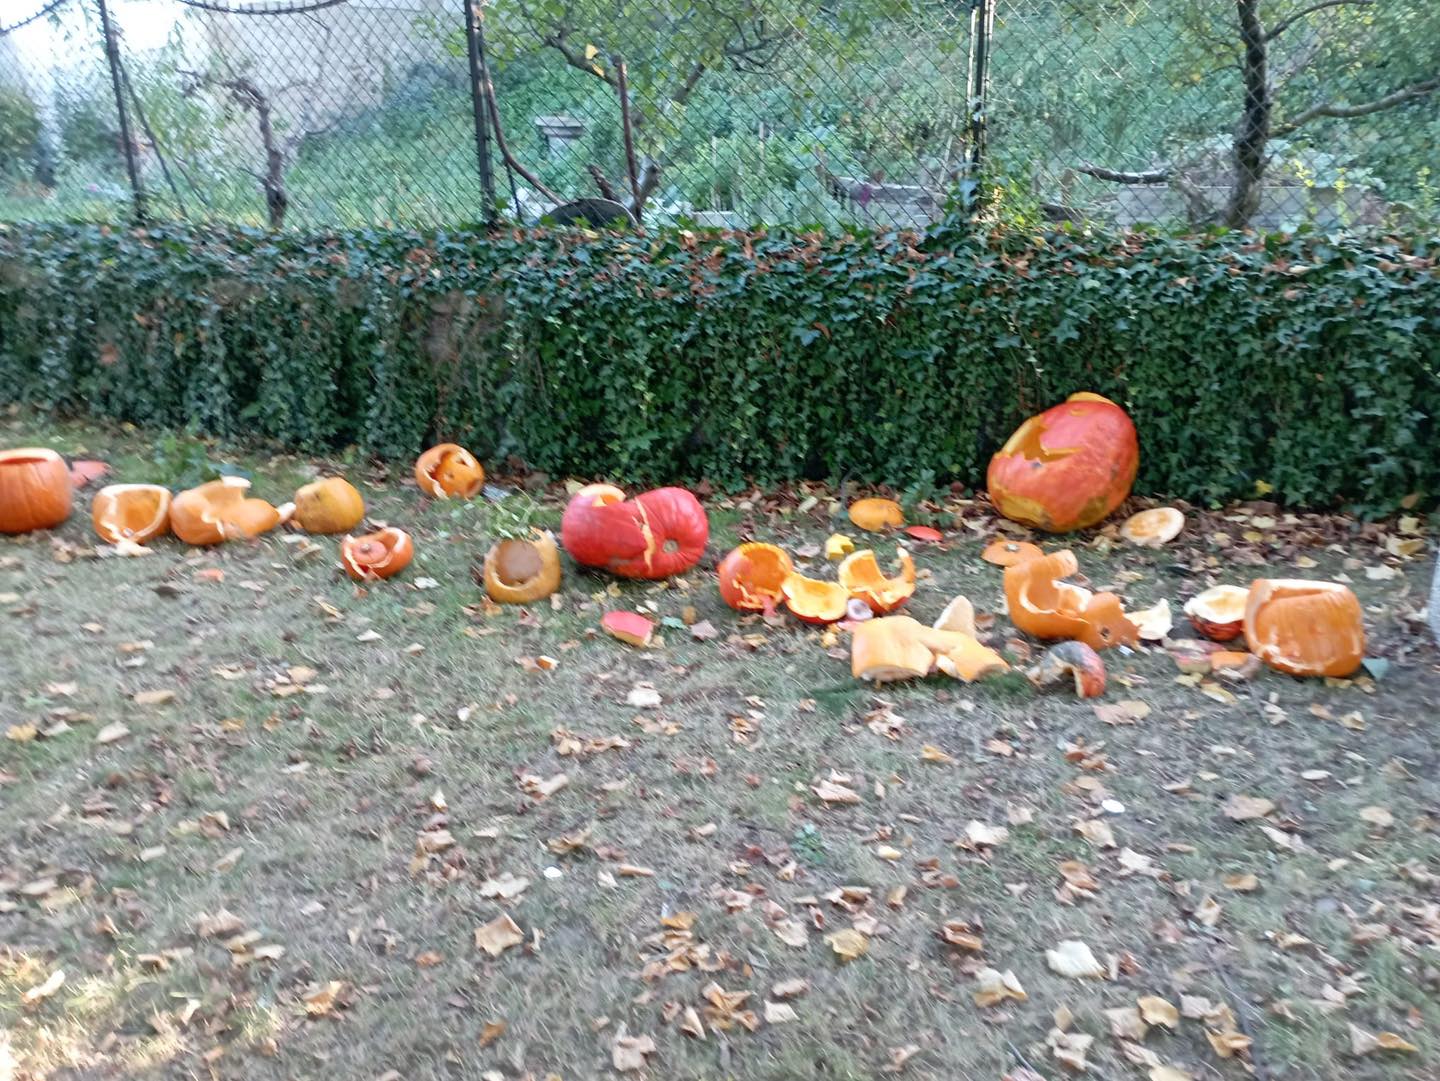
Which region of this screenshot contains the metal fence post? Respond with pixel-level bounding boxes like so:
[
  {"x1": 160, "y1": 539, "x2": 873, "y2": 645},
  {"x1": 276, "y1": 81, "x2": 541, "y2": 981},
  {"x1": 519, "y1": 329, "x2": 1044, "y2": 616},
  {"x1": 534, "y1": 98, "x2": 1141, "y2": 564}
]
[
  {"x1": 966, "y1": 0, "x2": 995, "y2": 175},
  {"x1": 462, "y1": 0, "x2": 499, "y2": 225},
  {"x1": 95, "y1": 0, "x2": 146, "y2": 222}
]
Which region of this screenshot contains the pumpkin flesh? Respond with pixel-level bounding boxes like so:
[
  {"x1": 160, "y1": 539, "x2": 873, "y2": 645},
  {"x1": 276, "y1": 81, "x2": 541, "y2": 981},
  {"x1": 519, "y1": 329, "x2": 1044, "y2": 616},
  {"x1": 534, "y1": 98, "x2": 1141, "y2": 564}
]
[
  {"x1": 717, "y1": 543, "x2": 793, "y2": 611},
  {"x1": 781, "y1": 573, "x2": 851, "y2": 624},
  {"x1": 0, "y1": 448, "x2": 73, "y2": 534},
  {"x1": 92, "y1": 483, "x2": 171, "y2": 545},
  {"x1": 1244, "y1": 578, "x2": 1365, "y2": 678},
  {"x1": 414, "y1": 444, "x2": 484, "y2": 499},
  {"x1": 1119, "y1": 507, "x2": 1185, "y2": 547},
  {"x1": 837, "y1": 547, "x2": 916, "y2": 614},
  {"x1": 851, "y1": 615, "x2": 1007, "y2": 683},
  {"x1": 1003, "y1": 549, "x2": 1139, "y2": 651},
  {"x1": 170, "y1": 477, "x2": 283, "y2": 545}
]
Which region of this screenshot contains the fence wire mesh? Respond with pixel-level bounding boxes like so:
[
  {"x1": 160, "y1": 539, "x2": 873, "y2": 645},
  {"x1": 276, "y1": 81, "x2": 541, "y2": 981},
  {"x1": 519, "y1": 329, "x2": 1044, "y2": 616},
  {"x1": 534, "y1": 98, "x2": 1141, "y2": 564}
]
[{"x1": 1, "y1": 0, "x2": 1437, "y2": 232}]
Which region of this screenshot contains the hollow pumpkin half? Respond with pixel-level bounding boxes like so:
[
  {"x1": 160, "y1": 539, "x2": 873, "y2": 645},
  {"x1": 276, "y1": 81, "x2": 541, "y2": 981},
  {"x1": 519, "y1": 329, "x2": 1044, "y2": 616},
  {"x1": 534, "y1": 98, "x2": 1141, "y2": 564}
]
[
  {"x1": 415, "y1": 443, "x2": 484, "y2": 499},
  {"x1": 340, "y1": 528, "x2": 414, "y2": 581},
  {"x1": 1119, "y1": 507, "x2": 1185, "y2": 547},
  {"x1": 717, "y1": 543, "x2": 793, "y2": 612},
  {"x1": 1184, "y1": 584, "x2": 1249, "y2": 641},
  {"x1": 1244, "y1": 579, "x2": 1365, "y2": 678},
  {"x1": 1003, "y1": 549, "x2": 1138, "y2": 651},
  {"x1": 92, "y1": 484, "x2": 172, "y2": 545},
  {"x1": 782, "y1": 573, "x2": 850, "y2": 624},
  {"x1": 170, "y1": 477, "x2": 285, "y2": 545},
  {"x1": 481, "y1": 530, "x2": 562, "y2": 604},
  {"x1": 837, "y1": 547, "x2": 916, "y2": 614}
]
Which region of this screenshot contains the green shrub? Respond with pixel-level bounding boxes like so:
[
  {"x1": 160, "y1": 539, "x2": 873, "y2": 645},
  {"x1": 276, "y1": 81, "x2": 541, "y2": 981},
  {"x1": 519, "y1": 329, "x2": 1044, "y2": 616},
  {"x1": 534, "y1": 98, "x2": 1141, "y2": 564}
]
[
  {"x1": 0, "y1": 89, "x2": 41, "y2": 176},
  {"x1": 0, "y1": 218, "x2": 1436, "y2": 514}
]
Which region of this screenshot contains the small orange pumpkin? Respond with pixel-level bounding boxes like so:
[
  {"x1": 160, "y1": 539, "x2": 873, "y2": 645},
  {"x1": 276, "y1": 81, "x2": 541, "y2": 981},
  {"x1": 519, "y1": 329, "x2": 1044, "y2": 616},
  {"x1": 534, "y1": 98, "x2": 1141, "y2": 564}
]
[
  {"x1": 837, "y1": 547, "x2": 916, "y2": 614},
  {"x1": 717, "y1": 543, "x2": 793, "y2": 612},
  {"x1": 848, "y1": 498, "x2": 904, "y2": 532},
  {"x1": 169, "y1": 477, "x2": 284, "y2": 545},
  {"x1": 480, "y1": 530, "x2": 562, "y2": 604},
  {"x1": 781, "y1": 573, "x2": 851, "y2": 624},
  {"x1": 340, "y1": 528, "x2": 414, "y2": 581},
  {"x1": 987, "y1": 393, "x2": 1139, "y2": 533},
  {"x1": 415, "y1": 443, "x2": 485, "y2": 499},
  {"x1": 92, "y1": 484, "x2": 172, "y2": 545},
  {"x1": 293, "y1": 477, "x2": 366, "y2": 534},
  {"x1": 1003, "y1": 549, "x2": 1138, "y2": 651},
  {"x1": 0, "y1": 448, "x2": 73, "y2": 534},
  {"x1": 1244, "y1": 579, "x2": 1365, "y2": 678}
]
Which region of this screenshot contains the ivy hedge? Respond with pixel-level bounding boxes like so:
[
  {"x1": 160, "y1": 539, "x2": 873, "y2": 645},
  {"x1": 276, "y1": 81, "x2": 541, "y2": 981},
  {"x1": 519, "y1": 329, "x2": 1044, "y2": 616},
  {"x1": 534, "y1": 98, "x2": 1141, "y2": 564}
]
[{"x1": 1, "y1": 220, "x2": 1436, "y2": 514}]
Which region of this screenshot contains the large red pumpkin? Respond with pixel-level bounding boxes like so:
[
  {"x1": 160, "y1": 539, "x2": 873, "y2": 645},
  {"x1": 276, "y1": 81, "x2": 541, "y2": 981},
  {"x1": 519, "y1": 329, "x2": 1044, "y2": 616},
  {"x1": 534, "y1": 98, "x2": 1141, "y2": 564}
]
[
  {"x1": 561, "y1": 484, "x2": 708, "y2": 579},
  {"x1": 0, "y1": 448, "x2": 73, "y2": 534},
  {"x1": 987, "y1": 393, "x2": 1138, "y2": 533}
]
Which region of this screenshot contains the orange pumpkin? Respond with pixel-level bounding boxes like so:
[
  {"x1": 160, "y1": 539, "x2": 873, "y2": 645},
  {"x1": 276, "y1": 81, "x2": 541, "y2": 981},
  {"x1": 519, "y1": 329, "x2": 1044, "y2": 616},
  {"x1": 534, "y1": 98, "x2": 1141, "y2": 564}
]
[
  {"x1": 414, "y1": 443, "x2": 485, "y2": 499},
  {"x1": 480, "y1": 530, "x2": 562, "y2": 604},
  {"x1": 92, "y1": 484, "x2": 172, "y2": 545},
  {"x1": 0, "y1": 448, "x2": 72, "y2": 534},
  {"x1": 562, "y1": 484, "x2": 709, "y2": 579},
  {"x1": 837, "y1": 547, "x2": 916, "y2": 614},
  {"x1": 340, "y1": 528, "x2": 414, "y2": 581},
  {"x1": 987, "y1": 393, "x2": 1139, "y2": 533},
  {"x1": 1244, "y1": 579, "x2": 1365, "y2": 678},
  {"x1": 781, "y1": 574, "x2": 851, "y2": 624},
  {"x1": 1027, "y1": 641, "x2": 1107, "y2": 698},
  {"x1": 293, "y1": 477, "x2": 365, "y2": 534},
  {"x1": 169, "y1": 477, "x2": 284, "y2": 545},
  {"x1": 848, "y1": 498, "x2": 904, "y2": 532},
  {"x1": 1184, "y1": 585, "x2": 1249, "y2": 641},
  {"x1": 1003, "y1": 549, "x2": 1138, "y2": 651},
  {"x1": 717, "y1": 543, "x2": 793, "y2": 612}
]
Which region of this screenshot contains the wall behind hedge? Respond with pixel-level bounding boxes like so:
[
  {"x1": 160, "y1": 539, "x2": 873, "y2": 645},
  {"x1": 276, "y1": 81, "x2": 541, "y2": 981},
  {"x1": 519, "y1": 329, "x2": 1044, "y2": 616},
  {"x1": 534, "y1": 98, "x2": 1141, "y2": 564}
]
[{"x1": 1, "y1": 220, "x2": 1436, "y2": 514}]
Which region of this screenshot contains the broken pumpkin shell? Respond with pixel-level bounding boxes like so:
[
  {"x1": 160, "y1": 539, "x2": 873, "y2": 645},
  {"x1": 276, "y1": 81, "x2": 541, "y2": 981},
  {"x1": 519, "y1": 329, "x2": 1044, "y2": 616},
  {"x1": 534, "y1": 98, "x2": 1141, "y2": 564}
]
[
  {"x1": 1003, "y1": 549, "x2": 1139, "y2": 651},
  {"x1": 847, "y1": 497, "x2": 904, "y2": 532},
  {"x1": 414, "y1": 443, "x2": 485, "y2": 499},
  {"x1": 1027, "y1": 640, "x2": 1107, "y2": 698},
  {"x1": 1183, "y1": 584, "x2": 1250, "y2": 641},
  {"x1": 170, "y1": 477, "x2": 284, "y2": 545},
  {"x1": 562, "y1": 484, "x2": 708, "y2": 579},
  {"x1": 825, "y1": 533, "x2": 856, "y2": 561},
  {"x1": 601, "y1": 610, "x2": 655, "y2": 647},
  {"x1": 1124, "y1": 598, "x2": 1172, "y2": 642},
  {"x1": 837, "y1": 547, "x2": 916, "y2": 614},
  {"x1": 480, "y1": 530, "x2": 562, "y2": 604},
  {"x1": 903, "y1": 525, "x2": 944, "y2": 544},
  {"x1": 292, "y1": 477, "x2": 366, "y2": 534},
  {"x1": 340, "y1": 527, "x2": 414, "y2": 581},
  {"x1": 1119, "y1": 507, "x2": 1185, "y2": 547},
  {"x1": 1244, "y1": 578, "x2": 1365, "y2": 678},
  {"x1": 717, "y1": 543, "x2": 793, "y2": 612},
  {"x1": 92, "y1": 483, "x2": 172, "y2": 546},
  {"x1": 987, "y1": 393, "x2": 1139, "y2": 533},
  {"x1": 0, "y1": 447, "x2": 72, "y2": 534},
  {"x1": 781, "y1": 573, "x2": 851, "y2": 625},
  {"x1": 981, "y1": 539, "x2": 1044, "y2": 567},
  {"x1": 933, "y1": 594, "x2": 977, "y2": 638},
  {"x1": 851, "y1": 616, "x2": 1007, "y2": 684}
]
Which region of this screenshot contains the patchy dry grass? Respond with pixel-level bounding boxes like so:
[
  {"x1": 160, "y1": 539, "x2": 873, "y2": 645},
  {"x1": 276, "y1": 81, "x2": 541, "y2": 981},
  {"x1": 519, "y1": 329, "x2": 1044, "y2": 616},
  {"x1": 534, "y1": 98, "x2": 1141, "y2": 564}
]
[{"x1": 2, "y1": 417, "x2": 1438, "y2": 1081}]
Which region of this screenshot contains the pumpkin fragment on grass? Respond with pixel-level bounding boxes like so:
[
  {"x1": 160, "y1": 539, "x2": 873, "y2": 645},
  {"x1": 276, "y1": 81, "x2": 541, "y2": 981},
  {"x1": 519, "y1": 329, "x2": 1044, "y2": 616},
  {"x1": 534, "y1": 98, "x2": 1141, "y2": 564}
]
[
  {"x1": 981, "y1": 539, "x2": 1043, "y2": 567},
  {"x1": 1027, "y1": 641, "x2": 1107, "y2": 698},
  {"x1": 170, "y1": 477, "x2": 285, "y2": 545},
  {"x1": 480, "y1": 530, "x2": 562, "y2": 604},
  {"x1": 847, "y1": 498, "x2": 904, "y2": 532},
  {"x1": 782, "y1": 574, "x2": 851, "y2": 624},
  {"x1": 851, "y1": 616, "x2": 1007, "y2": 684},
  {"x1": 837, "y1": 547, "x2": 916, "y2": 614},
  {"x1": 340, "y1": 528, "x2": 414, "y2": 581},
  {"x1": 1184, "y1": 585, "x2": 1249, "y2": 641},
  {"x1": 1119, "y1": 507, "x2": 1185, "y2": 547},
  {"x1": 602, "y1": 611, "x2": 655, "y2": 647},
  {"x1": 1003, "y1": 549, "x2": 1138, "y2": 651},
  {"x1": 414, "y1": 443, "x2": 484, "y2": 499},
  {"x1": 1244, "y1": 579, "x2": 1365, "y2": 678},
  {"x1": 92, "y1": 484, "x2": 171, "y2": 546}
]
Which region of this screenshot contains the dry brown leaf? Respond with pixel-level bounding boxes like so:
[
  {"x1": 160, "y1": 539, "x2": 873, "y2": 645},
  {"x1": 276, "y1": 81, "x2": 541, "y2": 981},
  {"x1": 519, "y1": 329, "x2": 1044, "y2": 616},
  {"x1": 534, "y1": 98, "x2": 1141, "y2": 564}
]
[
  {"x1": 771, "y1": 978, "x2": 808, "y2": 999},
  {"x1": 1047, "y1": 1028, "x2": 1094, "y2": 1072},
  {"x1": 1074, "y1": 819, "x2": 1117, "y2": 849},
  {"x1": 519, "y1": 773, "x2": 569, "y2": 800},
  {"x1": 1194, "y1": 896, "x2": 1222, "y2": 927},
  {"x1": 679, "y1": 1006, "x2": 705, "y2": 1039},
  {"x1": 20, "y1": 969, "x2": 64, "y2": 1006},
  {"x1": 764, "y1": 1000, "x2": 799, "y2": 1024},
  {"x1": 1149, "y1": 1068, "x2": 1194, "y2": 1081},
  {"x1": 1358, "y1": 806, "x2": 1395, "y2": 829},
  {"x1": 1104, "y1": 1006, "x2": 1148, "y2": 1041},
  {"x1": 95, "y1": 722, "x2": 131, "y2": 745},
  {"x1": 1093, "y1": 700, "x2": 1152, "y2": 726},
  {"x1": 826, "y1": 928, "x2": 869, "y2": 962},
  {"x1": 133, "y1": 689, "x2": 177, "y2": 707},
  {"x1": 301, "y1": 981, "x2": 344, "y2": 1018},
  {"x1": 478, "y1": 873, "x2": 530, "y2": 901},
  {"x1": 1046, "y1": 940, "x2": 1105, "y2": 979},
  {"x1": 1119, "y1": 1041, "x2": 1161, "y2": 1068},
  {"x1": 920, "y1": 744, "x2": 954, "y2": 764},
  {"x1": 1222, "y1": 872, "x2": 1260, "y2": 892},
  {"x1": 1138, "y1": 995, "x2": 1180, "y2": 1029},
  {"x1": 813, "y1": 779, "x2": 862, "y2": 805},
  {"x1": 474, "y1": 913, "x2": 524, "y2": 957},
  {"x1": 1348, "y1": 1024, "x2": 1418, "y2": 1056},
  {"x1": 973, "y1": 967, "x2": 1027, "y2": 1007},
  {"x1": 1223, "y1": 794, "x2": 1275, "y2": 821},
  {"x1": 773, "y1": 919, "x2": 809, "y2": 948},
  {"x1": 939, "y1": 919, "x2": 984, "y2": 953},
  {"x1": 961, "y1": 820, "x2": 1010, "y2": 848},
  {"x1": 1206, "y1": 1029, "x2": 1253, "y2": 1058},
  {"x1": 611, "y1": 1025, "x2": 657, "y2": 1071}
]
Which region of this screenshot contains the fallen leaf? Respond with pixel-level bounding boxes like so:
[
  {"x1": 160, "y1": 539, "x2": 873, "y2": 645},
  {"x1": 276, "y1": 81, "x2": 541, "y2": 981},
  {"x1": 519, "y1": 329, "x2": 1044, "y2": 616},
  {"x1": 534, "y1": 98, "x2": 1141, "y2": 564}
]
[
  {"x1": 1046, "y1": 940, "x2": 1105, "y2": 979},
  {"x1": 519, "y1": 773, "x2": 569, "y2": 800},
  {"x1": 939, "y1": 919, "x2": 984, "y2": 953},
  {"x1": 1223, "y1": 794, "x2": 1274, "y2": 821},
  {"x1": 1348, "y1": 1024, "x2": 1418, "y2": 1056},
  {"x1": 1048, "y1": 1028, "x2": 1094, "y2": 1072},
  {"x1": 688, "y1": 620, "x2": 719, "y2": 641},
  {"x1": 973, "y1": 967, "x2": 1027, "y2": 1007},
  {"x1": 773, "y1": 919, "x2": 809, "y2": 948},
  {"x1": 1074, "y1": 819, "x2": 1117, "y2": 849},
  {"x1": 1359, "y1": 806, "x2": 1394, "y2": 829},
  {"x1": 771, "y1": 978, "x2": 808, "y2": 999},
  {"x1": 21, "y1": 969, "x2": 65, "y2": 1006},
  {"x1": 920, "y1": 744, "x2": 954, "y2": 764},
  {"x1": 1104, "y1": 1006, "x2": 1148, "y2": 1041},
  {"x1": 479, "y1": 1020, "x2": 507, "y2": 1047},
  {"x1": 95, "y1": 722, "x2": 130, "y2": 745},
  {"x1": 1222, "y1": 872, "x2": 1260, "y2": 892},
  {"x1": 679, "y1": 1006, "x2": 705, "y2": 1039},
  {"x1": 1093, "y1": 700, "x2": 1151, "y2": 725},
  {"x1": 133, "y1": 689, "x2": 176, "y2": 707},
  {"x1": 1138, "y1": 995, "x2": 1180, "y2": 1029},
  {"x1": 474, "y1": 913, "x2": 524, "y2": 957},
  {"x1": 7, "y1": 724, "x2": 37, "y2": 742},
  {"x1": 961, "y1": 820, "x2": 1010, "y2": 848},
  {"x1": 764, "y1": 1001, "x2": 799, "y2": 1024},
  {"x1": 1206, "y1": 1029, "x2": 1253, "y2": 1058},
  {"x1": 626, "y1": 683, "x2": 663, "y2": 709},
  {"x1": 813, "y1": 779, "x2": 862, "y2": 805},
  {"x1": 301, "y1": 981, "x2": 345, "y2": 1017},
  {"x1": 478, "y1": 873, "x2": 530, "y2": 901},
  {"x1": 826, "y1": 928, "x2": 869, "y2": 962},
  {"x1": 1194, "y1": 896, "x2": 1222, "y2": 927},
  {"x1": 611, "y1": 1025, "x2": 657, "y2": 1072},
  {"x1": 1149, "y1": 1068, "x2": 1194, "y2": 1081}
]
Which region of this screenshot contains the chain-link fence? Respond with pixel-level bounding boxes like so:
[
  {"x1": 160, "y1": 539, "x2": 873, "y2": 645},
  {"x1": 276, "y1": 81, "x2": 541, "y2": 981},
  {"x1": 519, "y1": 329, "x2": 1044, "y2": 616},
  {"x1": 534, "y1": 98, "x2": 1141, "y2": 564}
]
[{"x1": 2, "y1": 0, "x2": 1436, "y2": 232}]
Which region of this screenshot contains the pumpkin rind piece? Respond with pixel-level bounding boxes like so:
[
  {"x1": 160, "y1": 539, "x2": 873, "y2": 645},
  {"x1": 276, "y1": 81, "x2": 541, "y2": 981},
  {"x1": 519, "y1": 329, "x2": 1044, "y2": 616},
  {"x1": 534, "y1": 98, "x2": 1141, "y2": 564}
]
[
  {"x1": 987, "y1": 393, "x2": 1139, "y2": 533},
  {"x1": 1184, "y1": 584, "x2": 1250, "y2": 641},
  {"x1": 481, "y1": 530, "x2": 562, "y2": 604},
  {"x1": 825, "y1": 533, "x2": 856, "y2": 561},
  {"x1": 340, "y1": 528, "x2": 414, "y2": 581},
  {"x1": 933, "y1": 635, "x2": 1010, "y2": 682},
  {"x1": 717, "y1": 543, "x2": 793, "y2": 611},
  {"x1": 170, "y1": 477, "x2": 282, "y2": 545},
  {"x1": 981, "y1": 539, "x2": 1044, "y2": 567},
  {"x1": 601, "y1": 610, "x2": 655, "y2": 647},
  {"x1": 933, "y1": 594, "x2": 977, "y2": 637},
  {"x1": 1244, "y1": 579, "x2": 1365, "y2": 678},
  {"x1": 851, "y1": 617, "x2": 935, "y2": 683},
  {"x1": 293, "y1": 477, "x2": 366, "y2": 534},
  {"x1": 1119, "y1": 507, "x2": 1185, "y2": 547},
  {"x1": 837, "y1": 547, "x2": 916, "y2": 614},
  {"x1": 782, "y1": 573, "x2": 851, "y2": 624},
  {"x1": 848, "y1": 498, "x2": 905, "y2": 532},
  {"x1": 1003, "y1": 549, "x2": 1138, "y2": 651},
  {"x1": 92, "y1": 483, "x2": 171, "y2": 545},
  {"x1": 1027, "y1": 641, "x2": 1107, "y2": 698},
  {"x1": 414, "y1": 444, "x2": 485, "y2": 499},
  {"x1": 0, "y1": 448, "x2": 73, "y2": 534}
]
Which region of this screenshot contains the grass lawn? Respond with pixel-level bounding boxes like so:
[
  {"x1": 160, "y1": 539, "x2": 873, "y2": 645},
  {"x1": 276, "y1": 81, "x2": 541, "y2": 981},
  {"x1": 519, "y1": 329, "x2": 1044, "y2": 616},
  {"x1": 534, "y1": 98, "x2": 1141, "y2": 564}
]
[{"x1": 2, "y1": 413, "x2": 1438, "y2": 1081}]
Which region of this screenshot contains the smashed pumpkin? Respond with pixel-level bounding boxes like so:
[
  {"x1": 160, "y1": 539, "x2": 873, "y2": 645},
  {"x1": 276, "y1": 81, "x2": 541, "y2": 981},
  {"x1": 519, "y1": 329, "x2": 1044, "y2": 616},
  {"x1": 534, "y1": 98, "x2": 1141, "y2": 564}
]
[
  {"x1": 851, "y1": 616, "x2": 1007, "y2": 684},
  {"x1": 1244, "y1": 579, "x2": 1365, "y2": 678},
  {"x1": 340, "y1": 528, "x2": 414, "y2": 581},
  {"x1": 480, "y1": 530, "x2": 562, "y2": 604},
  {"x1": 170, "y1": 477, "x2": 285, "y2": 545},
  {"x1": 1184, "y1": 584, "x2": 1249, "y2": 641},
  {"x1": 782, "y1": 574, "x2": 851, "y2": 624},
  {"x1": 562, "y1": 484, "x2": 708, "y2": 579},
  {"x1": 1003, "y1": 549, "x2": 1138, "y2": 651},
  {"x1": 293, "y1": 477, "x2": 365, "y2": 534},
  {"x1": 414, "y1": 443, "x2": 484, "y2": 499},
  {"x1": 0, "y1": 448, "x2": 72, "y2": 534},
  {"x1": 717, "y1": 543, "x2": 793, "y2": 612},
  {"x1": 92, "y1": 484, "x2": 171, "y2": 546},
  {"x1": 837, "y1": 547, "x2": 916, "y2": 614},
  {"x1": 1027, "y1": 641, "x2": 1107, "y2": 698},
  {"x1": 602, "y1": 611, "x2": 655, "y2": 647},
  {"x1": 987, "y1": 393, "x2": 1139, "y2": 533},
  {"x1": 848, "y1": 498, "x2": 904, "y2": 532}
]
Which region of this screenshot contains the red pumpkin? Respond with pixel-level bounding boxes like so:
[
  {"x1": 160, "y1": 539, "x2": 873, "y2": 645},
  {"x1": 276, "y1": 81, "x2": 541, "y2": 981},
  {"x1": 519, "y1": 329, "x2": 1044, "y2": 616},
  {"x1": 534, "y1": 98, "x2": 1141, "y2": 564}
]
[
  {"x1": 987, "y1": 393, "x2": 1139, "y2": 533},
  {"x1": 0, "y1": 448, "x2": 73, "y2": 534},
  {"x1": 561, "y1": 484, "x2": 708, "y2": 579}
]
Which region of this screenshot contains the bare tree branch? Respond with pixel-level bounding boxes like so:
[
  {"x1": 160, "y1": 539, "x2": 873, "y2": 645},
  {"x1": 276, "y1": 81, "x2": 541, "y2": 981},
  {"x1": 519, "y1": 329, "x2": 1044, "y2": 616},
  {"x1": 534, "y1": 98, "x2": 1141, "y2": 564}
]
[
  {"x1": 613, "y1": 56, "x2": 642, "y2": 213},
  {"x1": 1264, "y1": 0, "x2": 1373, "y2": 42},
  {"x1": 1074, "y1": 162, "x2": 1172, "y2": 184},
  {"x1": 1273, "y1": 75, "x2": 1440, "y2": 136},
  {"x1": 586, "y1": 163, "x2": 620, "y2": 202},
  {"x1": 483, "y1": 81, "x2": 560, "y2": 203}
]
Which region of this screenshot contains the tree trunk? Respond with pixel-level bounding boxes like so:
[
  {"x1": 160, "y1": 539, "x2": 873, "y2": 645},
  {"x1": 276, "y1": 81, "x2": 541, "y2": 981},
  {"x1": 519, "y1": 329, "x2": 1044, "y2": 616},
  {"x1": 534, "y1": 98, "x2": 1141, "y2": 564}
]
[{"x1": 1226, "y1": 0, "x2": 1270, "y2": 229}]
